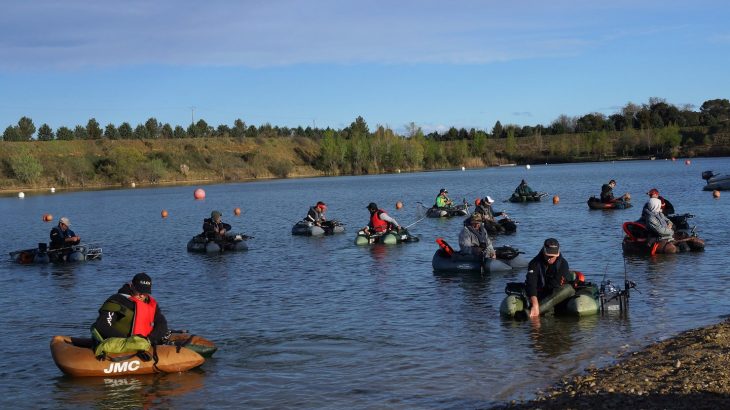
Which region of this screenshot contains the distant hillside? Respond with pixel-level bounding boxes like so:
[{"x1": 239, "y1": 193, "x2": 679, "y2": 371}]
[{"x1": 1, "y1": 129, "x2": 729, "y2": 192}]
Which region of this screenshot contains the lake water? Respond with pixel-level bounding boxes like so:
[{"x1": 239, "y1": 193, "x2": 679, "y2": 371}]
[{"x1": 1, "y1": 158, "x2": 728, "y2": 409}]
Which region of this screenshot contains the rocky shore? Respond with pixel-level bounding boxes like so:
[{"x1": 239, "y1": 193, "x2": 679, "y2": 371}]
[{"x1": 494, "y1": 318, "x2": 730, "y2": 409}]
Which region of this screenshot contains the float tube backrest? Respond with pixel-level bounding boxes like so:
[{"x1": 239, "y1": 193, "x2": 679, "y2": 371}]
[
  {"x1": 435, "y1": 238, "x2": 455, "y2": 256},
  {"x1": 623, "y1": 222, "x2": 648, "y2": 241}
]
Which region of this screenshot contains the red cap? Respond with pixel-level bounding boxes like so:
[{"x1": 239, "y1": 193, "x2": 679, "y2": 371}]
[{"x1": 647, "y1": 188, "x2": 659, "y2": 196}]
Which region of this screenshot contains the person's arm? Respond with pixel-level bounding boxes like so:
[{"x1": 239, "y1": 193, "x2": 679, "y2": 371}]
[
  {"x1": 379, "y1": 213, "x2": 399, "y2": 228},
  {"x1": 306, "y1": 208, "x2": 317, "y2": 222},
  {"x1": 529, "y1": 296, "x2": 540, "y2": 318},
  {"x1": 526, "y1": 265, "x2": 540, "y2": 317}
]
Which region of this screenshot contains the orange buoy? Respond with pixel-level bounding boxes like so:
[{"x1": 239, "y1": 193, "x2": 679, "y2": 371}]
[
  {"x1": 161, "y1": 210, "x2": 169, "y2": 218},
  {"x1": 685, "y1": 159, "x2": 691, "y2": 165},
  {"x1": 713, "y1": 190, "x2": 721, "y2": 199},
  {"x1": 552, "y1": 195, "x2": 559, "y2": 204},
  {"x1": 671, "y1": 157, "x2": 676, "y2": 161},
  {"x1": 395, "y1": 201, "x2": 403, "y2": 210},
  {"x1": 42, "y1": 213, "x2": 53, "y2": 222},
  {"x1": 234, "y1": 207, "x2": 241, "y2": 216},
  {"x1": 194, "y1": 188, "x2": 206, "y2": 200}
]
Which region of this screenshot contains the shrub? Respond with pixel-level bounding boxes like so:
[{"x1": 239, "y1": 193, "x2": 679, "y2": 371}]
[{"x1": 8, "y1": 148, "x2": 43, "y2": 184}]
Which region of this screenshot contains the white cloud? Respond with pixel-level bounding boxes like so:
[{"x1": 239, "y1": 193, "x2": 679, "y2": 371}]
[{"x1": 1, "y1": 0, "x2": 669, "y2": 70}]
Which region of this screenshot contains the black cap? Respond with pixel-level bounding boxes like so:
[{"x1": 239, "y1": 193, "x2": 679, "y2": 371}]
[
  {"x1": 439, "y1": 188, "x2": 448, "y2": 194},
  {"x1": 609, "y1": 179, "x2": 616, "y2": 184},
  {"x1": 132, "y1": 272, "x2": 152, "y2": 294},
  {"x1": 543, "y1": 238, "x2": 560, "y2": 257},
  {"x1": 367, "y1": 202, "x2": 378, "y2": 211}
]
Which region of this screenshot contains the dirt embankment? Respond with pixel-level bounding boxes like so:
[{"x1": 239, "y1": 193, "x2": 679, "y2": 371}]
[{"x1": 494, "y1": 319, "x2": 730, "y2": 409}]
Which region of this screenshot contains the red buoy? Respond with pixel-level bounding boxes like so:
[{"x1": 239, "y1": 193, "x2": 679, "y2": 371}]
[
  {"x1": 194, "y1": 188, "x2": 206, "y2": 200},
  {"x1": 234, "y1": 207, "x2": 241, "y2": 216}
]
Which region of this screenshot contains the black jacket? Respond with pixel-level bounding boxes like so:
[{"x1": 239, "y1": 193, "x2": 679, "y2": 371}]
[
  {"x1": 600, "y1": 184, "x2": 615, "y2": 203},
  {"x1": 202, "y1": 218, "x2": 232, "y2": 239},
  {"x1": 91, "y1": 283, "x2": 169, "y2": 344},
  {"x1": 525, "y1": 251, "x2": 570, "y2": 298},
  {"x1": 49, "y1": 225, "x2": 78, "y2": 250}
]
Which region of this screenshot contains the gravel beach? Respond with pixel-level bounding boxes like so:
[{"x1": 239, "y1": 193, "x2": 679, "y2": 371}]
[{"x1": 494, "y1": 318, "x2": 730, "y2": 409}]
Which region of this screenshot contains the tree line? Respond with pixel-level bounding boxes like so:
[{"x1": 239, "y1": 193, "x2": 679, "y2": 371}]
[{"x1": 2, "y1": 97, "x2": 729, "y2": 143}]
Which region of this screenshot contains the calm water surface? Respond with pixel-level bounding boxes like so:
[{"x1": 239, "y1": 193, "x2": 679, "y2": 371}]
[{"x1": 1, "y1": 158, "x2": 728, "y2": 409}]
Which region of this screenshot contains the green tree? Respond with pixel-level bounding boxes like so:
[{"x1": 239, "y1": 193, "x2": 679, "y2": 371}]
[
  {"x1": 700, "y1": 98, "x2": 730, "y2": 127},
  {"x1": 56, "y1": 126, "x2": 74, "y2": 140},
  {"x1": 3, "y1": 126, "x2": 19, "y2": 141},
  {"x1": 491, "y1": 121, "x2": 503, "y2": 138},
  {"x1": 505, "y1": 128, "x2": 517, "y2": 157},
  {"x1": 87, "y1": 118, "x2": 102, "y2": 139},
  {"x1": 144, "y1": 118, "x2": 160, "y2": 138},
  {"x1": 37, "y1": 123, "x2": 55, "y2": 141},
  {"x1": 17, "y1": 116, "x2": 36, "y2": 140},
  {"x1": 104, "y1": 123, "x2": 119, "y2": 139},
  {"x1": 232, "y1": 119, "x2": 246, "y2": 139},
  {"x1": 73, "y1": 125, "x2": 88, "y2": 140},
  {"x1": 118, "y1": 122, "x2": 133, "y2": 139},
  {"x1": 160, "y1": 123, "x2": 173, "y2": 139},
  {"x1": 133, "y1": 124, "x2": 149, "y2": 139},
  {"x1": 348, "y1": 116, "x2": 369, "y2": 139},
  {"x1": 173, "y1": 125, "x2": 187, "y2": 138}
]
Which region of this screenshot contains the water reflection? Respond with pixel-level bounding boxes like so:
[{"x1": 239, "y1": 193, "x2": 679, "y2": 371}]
[
  {"x1": 527, "y1": 315, "x2": 600, "y2": 358},
  {"x1": 53, "y1": 372, "x2": 205, "y2": 409}
]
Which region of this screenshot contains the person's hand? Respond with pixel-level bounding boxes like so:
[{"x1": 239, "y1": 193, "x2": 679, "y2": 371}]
[
  {"x1": 219, "y1": 229, "x2": 226, "y2": 235},
  {"x1": 529, "y1": 305, "x2": 540, "y2": 318}
]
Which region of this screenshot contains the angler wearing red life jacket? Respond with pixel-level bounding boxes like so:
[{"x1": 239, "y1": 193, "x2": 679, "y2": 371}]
[
  {"x1": 91, "y1": 272, "x2": 169, "y2": 345},
  {"x1": 363, "y1": 202, "x2": 400, "y2": 234}
]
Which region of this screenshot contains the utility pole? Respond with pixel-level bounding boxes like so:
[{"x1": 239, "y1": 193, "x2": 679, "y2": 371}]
[{"x1": 190, "y1": 106, "x2": 196, "y2": 128}]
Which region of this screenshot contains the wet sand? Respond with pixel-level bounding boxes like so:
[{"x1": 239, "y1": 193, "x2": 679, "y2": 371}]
[{"x1": 494, "y1": 318, "x2": 730, "y2": 409}]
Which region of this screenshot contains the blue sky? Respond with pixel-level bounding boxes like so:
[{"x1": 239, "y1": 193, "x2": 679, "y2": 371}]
[{"x1": 1, "y1": 0, "x2": 729, "y2": 134}]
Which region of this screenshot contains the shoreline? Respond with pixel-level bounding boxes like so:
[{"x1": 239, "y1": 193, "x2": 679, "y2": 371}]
[
  {"x1": 0, "y1": 155, "x2": 708, "y2": 197},
  {"x1": 495, "y1": 318, "x2": 730, "y2": 409}
]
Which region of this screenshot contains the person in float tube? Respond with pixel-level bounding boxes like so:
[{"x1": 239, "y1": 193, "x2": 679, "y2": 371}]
[
  {"x1": 434, "y1": 188, "x2": 453, "y2": 208},
  {"x1": 458, "y1": 213, "x2": 495, "y2": 259},
  {"x1": 363, "y1": 202, "x2": 400, "y2": 234},
  {"x1": 637, "y1": 197, "x2": 674, "y2": 241},
  {"x1": 526, "y1": 238, "x2": 571, "y2": 318},
  {"x1": 644, "y1": 188, "x2": 675, "y2": 216},
  {"x1": 49, "y1": 216, "x2": 80, "y2": 250},
  {"x1": 305, "y1": 201, "x2": 327, "y2": 226},
  {"x1": 469, "y1": 196, "x2": 506, "y2": 233},
  {"x1": 202, "y1": 210, "x2": 232, "y2": 240},
  {"x1": 514, "y1": 179, "x2": 535, "y2": 196},
  {"x1": 600, "y1": 179, "x2": 629, "y2": 203},
  {"x1": 91, "y1": 273, "x2": 169, "y2": 346}
]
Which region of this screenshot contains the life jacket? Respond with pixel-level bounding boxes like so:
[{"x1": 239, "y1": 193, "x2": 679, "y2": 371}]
[
  {"x1": 94, "y1": 295, "x2": 157, "y2": 340},
  {"x1": 534, "y1": 257, "x2": 566, "y2": 291},
  {"x1": 369, "y1": 210, "x2": 390, "y2": 233},
  {"x1": 130, "y1": 296, "x2": 157, "y2": 337}
]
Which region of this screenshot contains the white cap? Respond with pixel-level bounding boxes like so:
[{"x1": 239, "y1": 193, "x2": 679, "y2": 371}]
[
  {"x1": 59, "y1": 217, "x2": 70, "y2": 227},
  {"x1": 486, "y1": 196, "x2": 495, "y2": 204}
]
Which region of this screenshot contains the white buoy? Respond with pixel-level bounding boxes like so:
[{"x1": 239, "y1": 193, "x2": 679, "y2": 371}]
[
  {"x1": 131, "y1": 182, "x2": 136, "y2": 188},
  {"x1": 50, "y1": 187, "x2": 56, "y2": 193},
  {"x1": 18, "y1": 192, "x2": 25, "y2": 198},
  {"x1": 526, "y1": 164, "x2": 531, "y2": 170},
  {"x1": 461, "y1": 166, "x2": 466, "y2": 171}
]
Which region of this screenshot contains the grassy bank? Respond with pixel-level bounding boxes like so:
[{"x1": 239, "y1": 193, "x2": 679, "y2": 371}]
[{"x1": 2, "y1": 129, "x2": 729, "y2": 192}]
